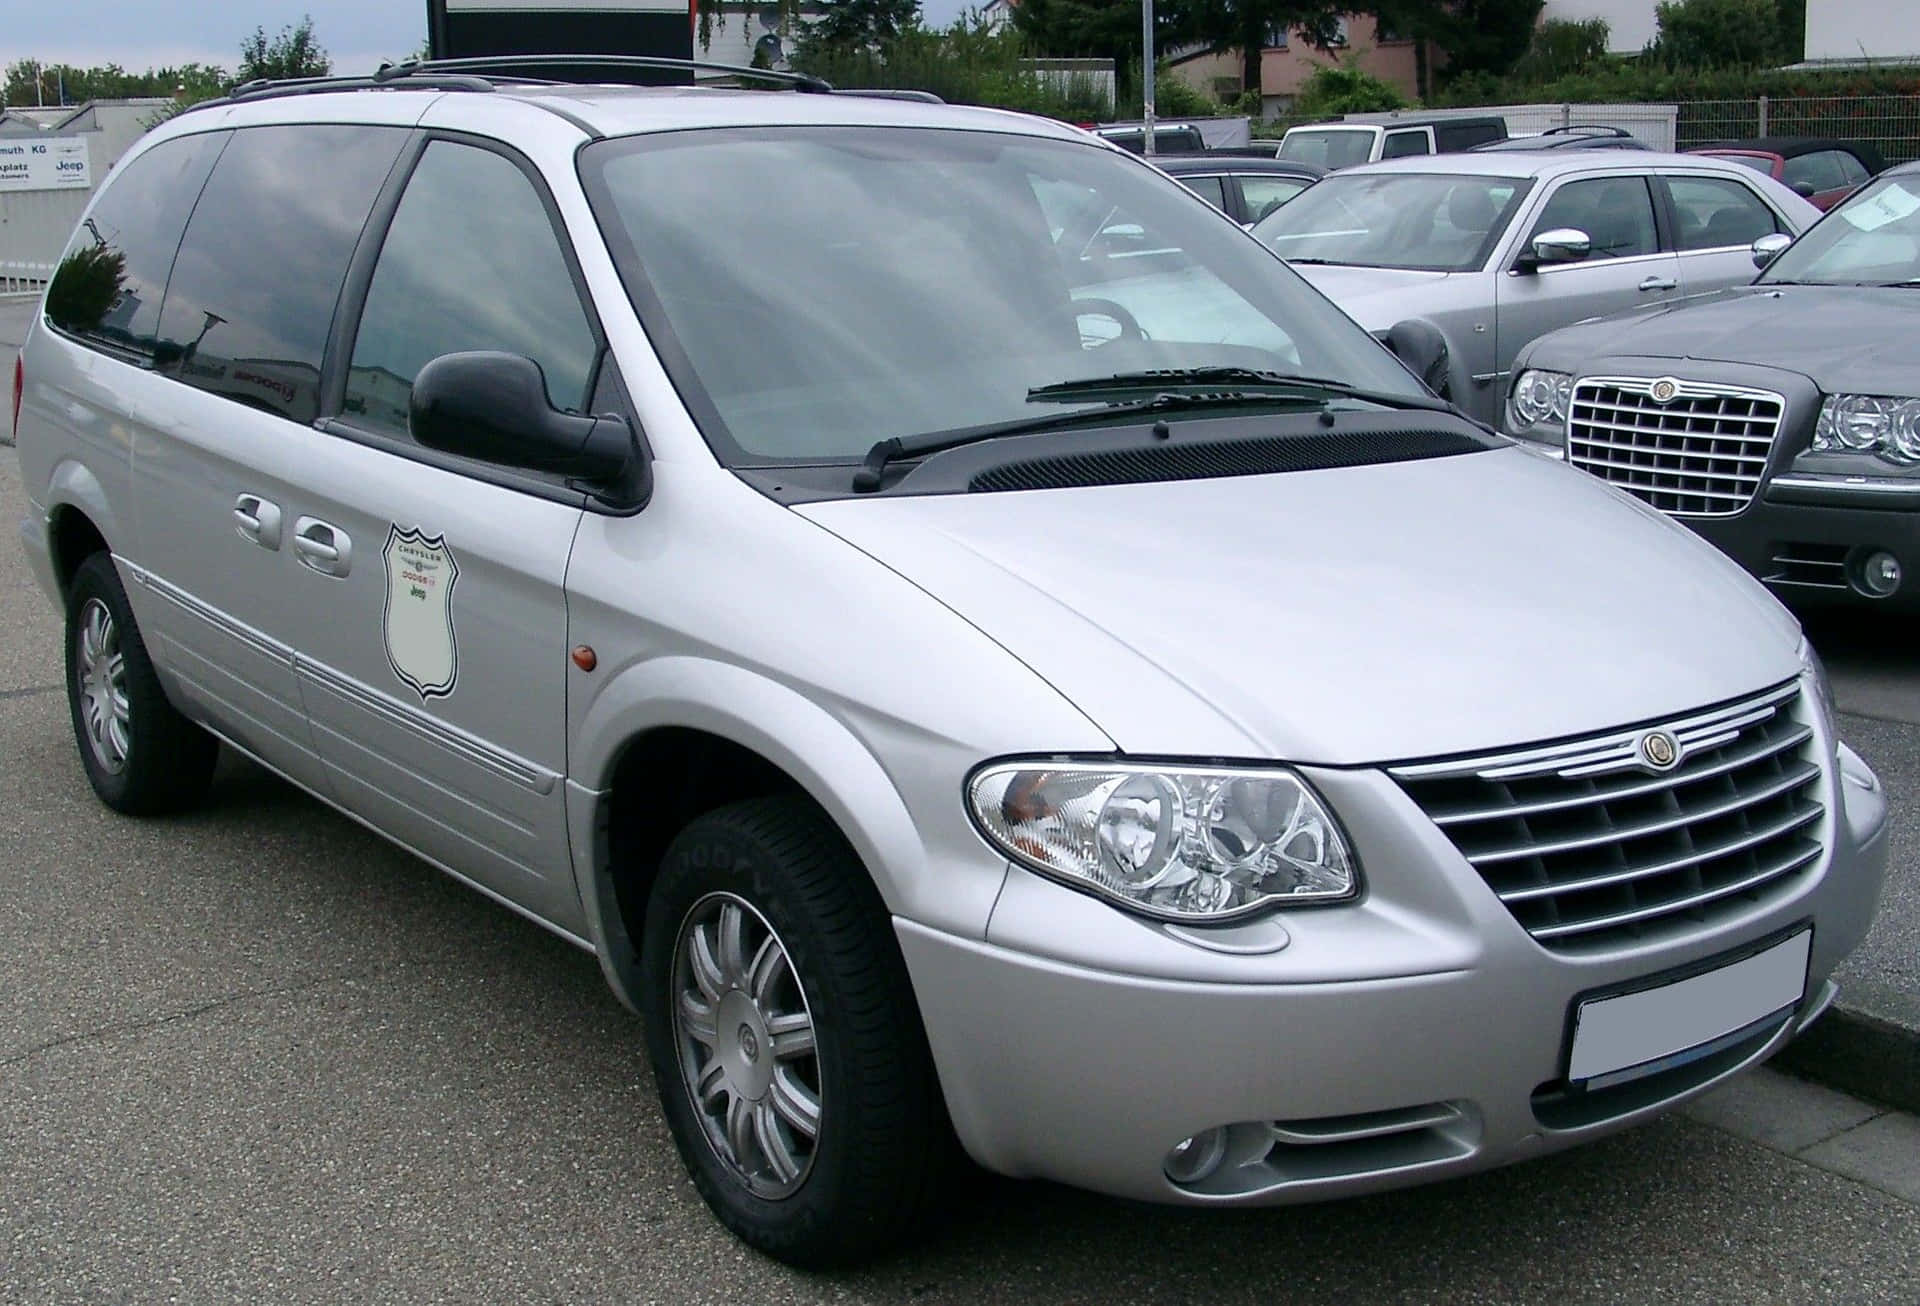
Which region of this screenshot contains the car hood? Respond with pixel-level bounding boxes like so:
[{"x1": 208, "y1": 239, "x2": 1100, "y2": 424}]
[
  {"x1": 1288, "y1": 264, "x2": 1456, "y2": 329},
  {"x1": 1527, "y1": 284, "x2": 1920, "y2": 391},
  {"x1": 798, "y1": 447, "x2": 1800, "y2": 766}
]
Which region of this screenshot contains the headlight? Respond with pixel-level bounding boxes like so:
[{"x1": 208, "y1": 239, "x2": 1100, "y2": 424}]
[
  {"x1": 966, "y1": 762, "x2": 1358, "y2": 922},
  {"x1": 1811, "y1": 394, "x2": 1920, "y2": 464},
  {"x1": 1507, "y1": 369, "x2": 1572, "y2": 438}
]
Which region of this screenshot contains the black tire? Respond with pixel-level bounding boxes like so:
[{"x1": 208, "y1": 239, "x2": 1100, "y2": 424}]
[
  {"x1": 640, "y1": 795, "x2": 954, "y2": 1268},
  {"x1": 64, "y1": 552, "x2": 217, "y2": 815}
]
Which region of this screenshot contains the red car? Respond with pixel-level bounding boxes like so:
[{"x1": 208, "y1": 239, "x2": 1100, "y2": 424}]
[{"x1": 1689, "y1": 136, "x2": 1886, "y2": 211}]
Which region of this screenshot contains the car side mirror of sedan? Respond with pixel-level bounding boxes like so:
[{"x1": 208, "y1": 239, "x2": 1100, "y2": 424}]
[
  {"x1": 1751, "y1": 232, "x2": 1794, "y2": 268},
  {"x1": 1383, "y1": 319, "x2": 1452, "y2": 401},
  {"x1": 1516, "y1": 228, "x2": 1592, "y2": 273},
  {"x1": 410, "y1": 351, "x2": 643, "y2": 498},
  {"x1": 1790, "y1": 180, "x2": 1818, "y2": 199}
]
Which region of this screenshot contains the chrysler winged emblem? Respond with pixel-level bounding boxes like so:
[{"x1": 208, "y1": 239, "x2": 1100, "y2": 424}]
[
  {"x1": 1638, "y1": 730, "x2": 1681, "y2": 772},
  {"x1": 1648, "y1": 377, "x2": 1680, "y2": 404}
]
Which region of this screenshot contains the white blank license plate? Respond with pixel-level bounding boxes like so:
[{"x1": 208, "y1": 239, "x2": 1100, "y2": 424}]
[{"x1": 1568, "y1": 930, "x2": 1810, "y2": 1087}]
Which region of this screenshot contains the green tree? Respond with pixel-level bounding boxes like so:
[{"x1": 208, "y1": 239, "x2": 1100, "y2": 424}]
[
  {"x1": 5, "y1": 59, "x2": 228, "y2": 107},
  {"x1": 1365, "y1": 0, "x2": 1544, "y2": 97},
  {"x1": 1647, "y1": 0, "x2": 1784, "y2": 68},
  {"x1": 1511, "y1": 17, "x2": 1611, "y2": 82},
  {"x1": 1157, "y1": 1, "x2": 1343, "y2": 103},
  {"x1": 1294, "y1": 56, "x2": 1408, "y2": 115},
  {"x1": 238, "y1": 14, "x2": 332, "y2": 83},
  {"x1": 1011, "y1": 0, "x2": 1154, "y2": 94},
  {"x1": 807, "y1": 0, "x2": 923, "y2": 53}
]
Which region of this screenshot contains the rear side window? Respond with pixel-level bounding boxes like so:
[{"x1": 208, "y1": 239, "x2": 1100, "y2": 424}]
[
  {"x1": 44, "y1": 132, "x2": 225, "y2": 361},
  {"x1": 1238, "y1": 175, "x2": 1309, "y2": 223},
  {"x1": 154, "y1": 124, "x2": 408, "y2": 425},
  {"x1": 1381, "y1": 131, "x2": 1431, "y2": 159},
  {"x1": 1174, "y1": 174, "x2": 1228, "y2": 211},
  {"x1": 1668, "y1": 176, "x2": 1780, "y2": 250},
  {"x1": 1783, "y1": 150, "x2": 1850, "y2": 195},
  {"x1": 1435, "y1": 122, "x2": 1502, "y2": 152},
  {"x1": 343, "y1": 141, "x2": 598, "y2": 437}
]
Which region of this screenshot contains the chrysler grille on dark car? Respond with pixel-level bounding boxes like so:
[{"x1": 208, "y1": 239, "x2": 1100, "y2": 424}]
[
  {"x1": 1567, "y1": 377, "x2": 1785, "y2": 517},
  {"x1": 1392, "y1": 681, "x2": 1823, "y2": 952}
]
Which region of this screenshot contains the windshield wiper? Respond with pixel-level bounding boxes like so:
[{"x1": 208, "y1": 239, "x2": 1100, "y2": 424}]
[
  {"x1": 1026, "y1": 367, "x2": 1451, "y2": 413},
  {"x1": 851, "y1": 389, "x2": 1330, "y2": 492}
]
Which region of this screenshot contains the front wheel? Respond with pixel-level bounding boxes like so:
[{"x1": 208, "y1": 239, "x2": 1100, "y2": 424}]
[{"x1": 640, "y1": 796, "x2": 953, "y2": 1267}]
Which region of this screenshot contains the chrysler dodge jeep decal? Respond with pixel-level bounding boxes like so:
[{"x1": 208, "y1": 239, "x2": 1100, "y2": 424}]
[{"x1": 382, "y1": 525, "x2": 461, "y2": 701}]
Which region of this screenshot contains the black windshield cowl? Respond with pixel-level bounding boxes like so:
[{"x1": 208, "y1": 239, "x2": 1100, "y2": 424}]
[{"x1": 851, "y1": 389, "x2": 1346, "y2": 492}]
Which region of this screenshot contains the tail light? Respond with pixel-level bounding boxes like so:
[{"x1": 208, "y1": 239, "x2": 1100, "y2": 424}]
[{"x1": 9, "y1": 352, "x2": 20, "y2": 442}]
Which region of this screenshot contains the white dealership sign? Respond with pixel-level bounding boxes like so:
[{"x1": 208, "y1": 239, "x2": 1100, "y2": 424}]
[{"x1": 0, "y1": 136, "x2": 91, "y2": 192}]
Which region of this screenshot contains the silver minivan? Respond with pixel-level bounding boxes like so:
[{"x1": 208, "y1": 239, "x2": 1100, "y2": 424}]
[{"x1": 13, "y1": 65, "x2": 1890, "y2": 1267}]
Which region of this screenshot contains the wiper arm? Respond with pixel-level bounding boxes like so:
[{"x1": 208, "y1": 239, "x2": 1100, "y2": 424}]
[
  {"x1": 1026, "y1": 368, "x2": 1451, "y2": 412},
  {"x1": 851, "y1": 389, "x2": 1326, "y2": 493}
]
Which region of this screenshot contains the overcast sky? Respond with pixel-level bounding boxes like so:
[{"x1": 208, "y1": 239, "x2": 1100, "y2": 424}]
[{"x1": 5, "y1": 0, "x2": 973, "y2": 78}]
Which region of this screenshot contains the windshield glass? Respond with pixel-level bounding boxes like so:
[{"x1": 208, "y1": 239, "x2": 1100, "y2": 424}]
[
  {"x1": 580, "y1": 127, "x2": 1425, "y2": 464},
  {"x1": 1252, "y1": 171, "x2": 1530, "y2": 272},
  {"x1": 1278, "y1": 129, "x2": 1376, "y2": 170},
  {"x1": 1761, "y1": 174, "x2": 1920, "y2": 285}
]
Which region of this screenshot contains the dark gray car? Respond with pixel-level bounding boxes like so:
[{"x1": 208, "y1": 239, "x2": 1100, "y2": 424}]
[{"x1": 1506, "y1": 160, "x2": 1920, "y2": 608}]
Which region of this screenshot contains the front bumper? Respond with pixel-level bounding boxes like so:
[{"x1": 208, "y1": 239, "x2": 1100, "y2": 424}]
[
  {"x1": 897, "y1": 750, "x2": 1889, "y2": 1206},
  {"x1": 1683, "y1": 473, "x2": 1920, "y2": 610}
]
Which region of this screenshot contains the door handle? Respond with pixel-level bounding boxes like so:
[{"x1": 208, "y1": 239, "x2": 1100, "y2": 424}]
[
  {"x1": 233, "y1": 494, "x2": 282, "y2": 548},
  {"x1": 1638, "y1": 275, "x2": 1678, "y2": 292},
  {"x1": 292, "y1": 517, "x2": 352, "y2": 577}
]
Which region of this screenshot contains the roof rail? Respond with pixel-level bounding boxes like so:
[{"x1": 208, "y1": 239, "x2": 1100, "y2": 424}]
[
  {"x1": 395, "y1": 54, "x2": 836, "y2": 94},
  {"x1": 188, "y1": 71, "x2": 499, "y2": 111}
]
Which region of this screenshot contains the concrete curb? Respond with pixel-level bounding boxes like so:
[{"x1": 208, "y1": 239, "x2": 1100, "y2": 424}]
[{"x1": 1776, "y1": 1004, "x2": 1920, "y2": 1116}]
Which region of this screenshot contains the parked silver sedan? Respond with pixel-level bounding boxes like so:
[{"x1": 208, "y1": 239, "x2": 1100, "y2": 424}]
[{"x1": 1251, "y1": 152, "x2": 1820, "y2": 424}]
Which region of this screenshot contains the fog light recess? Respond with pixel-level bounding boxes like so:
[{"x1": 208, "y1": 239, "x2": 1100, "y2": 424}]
[
  {"x1": 1855, "y1": 550, "x2": 1902, "y2": 598},
  {"x1": 1163, "y1": 1128, "x2": 1229, "y2": 1185}
]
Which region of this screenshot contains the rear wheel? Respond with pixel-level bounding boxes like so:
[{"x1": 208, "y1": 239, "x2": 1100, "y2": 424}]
[
  {"x1": 64, "y1": 552, "x2": 217, "y2": 814},
  {"x1": 640, "y1": 796, "x2": 953, "y2": 1267}
]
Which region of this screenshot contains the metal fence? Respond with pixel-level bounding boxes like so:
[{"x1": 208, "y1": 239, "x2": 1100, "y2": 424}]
[
  {"x1": 0, "y1": 261, "x2": 52, "y2": 297},
  {"x1": 1676, "y1": 96, "x2": 1920, "y2": 163}
]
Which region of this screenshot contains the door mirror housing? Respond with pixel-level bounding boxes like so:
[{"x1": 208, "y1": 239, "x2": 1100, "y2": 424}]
[
  {"x1": 409, "y1": 351, "x2": 641, "y2": 496},
  {"x1": 1517, "y1": 228, "x2": 1592, "y2": 273},
  {"x1": 1751, "y1": 231, "x2": 1794, "y2": 269},
  {"x1": 1382, "y1": 319, "x2": 1453, "y2": 401},
  {"x1": 1790, "y1": 180, "x2": 1818, "y2": 199}
]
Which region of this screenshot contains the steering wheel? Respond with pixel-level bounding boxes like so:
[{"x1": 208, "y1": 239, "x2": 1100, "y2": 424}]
[{"x1": 1069, "y1": 296, "x2": 1148, "y2": 350}]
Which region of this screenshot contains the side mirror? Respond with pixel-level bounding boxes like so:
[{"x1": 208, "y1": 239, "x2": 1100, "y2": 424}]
[
  {"x1": 1790, "y1": 180, "x2": 1818, "y2": 199},
  {"x1": 1751, "y1": 232, "x2": 1793, "y2": 269},
  {"x1": 1383, "y1": 319, "x2": 1452, "y2": 401},
  {"x1": 1518, "y1": 228, "x2": 1592, "y2": 272},
  {"x1": 409, "y1": 351, "x2": 637, "y2": 488}
]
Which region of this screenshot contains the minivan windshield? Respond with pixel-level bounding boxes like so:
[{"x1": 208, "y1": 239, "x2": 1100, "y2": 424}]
[
  {"x1": 1253, "y1": 172, "x2": 1531, "y2": 272},
  {"x1": 580, "y1": 127, "x2": 1427, "y2": 464},
  {"x1": 1760, "y1": 174, "x2": 1920, "y2": 286},
  {"x1": 1278, "y1": 128, "x2": 1377, "y2": 170}
]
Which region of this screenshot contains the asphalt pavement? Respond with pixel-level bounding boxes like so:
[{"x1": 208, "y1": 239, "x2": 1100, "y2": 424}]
[{"x1": 4, "y1": 294, "x2": 1919, "y2": 1301}]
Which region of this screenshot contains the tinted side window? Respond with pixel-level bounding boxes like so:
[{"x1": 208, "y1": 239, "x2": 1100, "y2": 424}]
[
  {"x1": 1175, "y1": 174, "x2": 1228, "y2": 211},
  {"x1": 344, "y1": 141, "x2": 597, "y2": 437},
  {"x1": 1783, "y1": 150, "x2": 1849, "y2": 194},
  {"x1": 1381, "y1": 131, "x2": 1431, "y2": 159},
  {"x1": 155, "y1": 124, "x2": 408, "y2": 425},
  {"x1": 1834, "y1": 150, "x2": 1872, "y2": 185},
  {"x1": 1530, "y1": 177, "x2": 1657, "y2": 259},
  {"x1": 1668, "y1": 176, "x2": 1780, "y2": 250},
  {"x1": 1436, "y1": 122, "x2": 1501, "y2": 152},
  {"x1": 44, "y1": 132, "x2": 226, "y2": 361}
]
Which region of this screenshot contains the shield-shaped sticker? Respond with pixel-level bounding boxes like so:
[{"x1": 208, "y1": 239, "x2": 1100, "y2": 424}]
[{"x1": 382, "y1": 525, "x2": 460, "y2": 700}]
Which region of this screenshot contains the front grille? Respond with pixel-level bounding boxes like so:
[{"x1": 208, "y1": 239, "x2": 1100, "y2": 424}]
[
  {"x1": 1392, "y1": 682, "x2": 1824, "y2": 952},
  {"x1": 1568, "y1": 376, "x2": 1784, "y2": 517}
]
